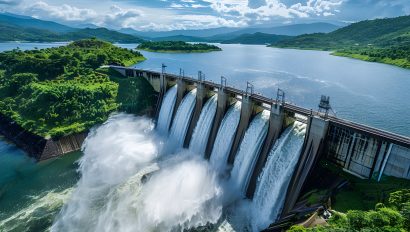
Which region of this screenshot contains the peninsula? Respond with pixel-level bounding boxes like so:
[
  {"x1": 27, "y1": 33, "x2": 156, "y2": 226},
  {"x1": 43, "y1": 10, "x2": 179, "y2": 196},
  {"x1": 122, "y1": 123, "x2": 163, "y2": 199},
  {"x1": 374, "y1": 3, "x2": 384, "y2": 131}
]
[
  {"x1": 136, "y1": 41, "x2": 222, "y2": 53},
  {"x1": 0, "y1": 39, "x2": 155, "y2": 138}
]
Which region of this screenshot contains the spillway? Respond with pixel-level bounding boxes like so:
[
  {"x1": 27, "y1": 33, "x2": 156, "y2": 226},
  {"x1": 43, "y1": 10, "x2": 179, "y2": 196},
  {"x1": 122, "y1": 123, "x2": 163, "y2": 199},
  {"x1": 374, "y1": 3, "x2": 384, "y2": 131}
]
[
  {"x1": 189, "y1": 95, "x2": 218, "y2": 156},
  {"x1": 167, "y1": 89, "x2": 197, "y2": 153},
  {"x1": 156, "y1": 85, "x2": 177, "y2": 135},
  {"x1": 209, "y1": 102, "x2": 242, "y2": 172},
  {"x1": 230, "y1": 110, "x2": 270, "y2": 195},
  {"x1": 251, "y1": 121, "x2": 307, "y2": 231}
]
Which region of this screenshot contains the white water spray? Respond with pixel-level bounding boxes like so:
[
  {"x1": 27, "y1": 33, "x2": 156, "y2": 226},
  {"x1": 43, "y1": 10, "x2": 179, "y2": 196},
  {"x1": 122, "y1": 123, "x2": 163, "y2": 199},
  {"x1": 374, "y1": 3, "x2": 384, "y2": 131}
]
[
  {"x1": 156, "y1": 85, "x2": 177, "y2": 135},
  {"x1": 209, "y1": 102, "x2": 241, "y2": 172},
  {"x1": 230, "y1": 110, "x2": 270, "y2": 195},
  {"x1": 251, "y1": 121, "x2": 306, "y2": 231},
  {"x1": 189, "y1": 95, "x2": 218, "y2": 156},
  {"x1": 167, "y1": 89, "x2": 197, "y2": 153},
  {"x1": 52, "y1": 114, "x2": 223, "y2": 232}
]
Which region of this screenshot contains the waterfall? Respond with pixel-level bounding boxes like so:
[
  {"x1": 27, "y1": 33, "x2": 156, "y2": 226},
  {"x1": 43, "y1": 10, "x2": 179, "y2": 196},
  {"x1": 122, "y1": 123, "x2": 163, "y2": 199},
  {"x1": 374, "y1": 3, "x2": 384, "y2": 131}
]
[
  {"x1": 189, "y1": 95, "x2": 218, "y2": 156},
  {"x1": 209, "y1": 102, "x2": 242, "y2": 172},
  {"x1": 230, "y1": 110, "x2": 270, "y2": 195},
  {"x1": 251, "y1": 121, "x2": 307, "y2": 231},
  {"x1": 156, "y1": 85, "x2": 177, "y2": 135},
  {"x1": 167, "y1": 89, "x2": 197, "y2": 153}
]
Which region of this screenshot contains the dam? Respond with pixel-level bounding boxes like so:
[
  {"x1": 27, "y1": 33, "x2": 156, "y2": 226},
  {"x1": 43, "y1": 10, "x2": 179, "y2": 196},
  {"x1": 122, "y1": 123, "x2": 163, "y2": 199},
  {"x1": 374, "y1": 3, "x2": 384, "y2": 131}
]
[{"x1": 110, "y1": 64, "x2": 410, "y2": 224}]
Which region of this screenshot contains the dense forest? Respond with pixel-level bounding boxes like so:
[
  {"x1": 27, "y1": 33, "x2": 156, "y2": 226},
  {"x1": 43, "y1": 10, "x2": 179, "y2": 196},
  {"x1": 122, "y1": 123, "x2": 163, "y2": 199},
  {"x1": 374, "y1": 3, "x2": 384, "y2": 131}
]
[
  {"x1": 137, "y1": 41, "x2": 222, "y2": 53},
  {"x1": 272, "y1": 15, "x2": 410, "y2": 68},
  {"x1": 288, "y1": 189, "x2": 410, "y2": 232},
  {"x1": 0, "y1": 39, "x2": 155, "y2": 137},
  {"x1": 0, "y1": 22, "x2": 144, "y2": 43}
]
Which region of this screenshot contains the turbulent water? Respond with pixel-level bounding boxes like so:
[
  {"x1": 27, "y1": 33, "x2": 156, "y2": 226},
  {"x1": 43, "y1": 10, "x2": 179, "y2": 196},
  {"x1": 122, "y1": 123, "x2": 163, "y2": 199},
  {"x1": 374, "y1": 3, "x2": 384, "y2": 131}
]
[
  {"x1": 51, "y1": 114, "x2": 223, "y2": 232},
  {"x1": 251, "y1": 122, "x2": 307, "y2": 231},
  {"x1": 167, "y1": 89, "x2": 197, "y2": 153},
  {"x1": 1, "y1": 103, "x2": 308, "y2": 232},
  {"x1": 209, "y1": 102, "x2": 241, "y2": 172},
  {"x1": 0, "y1": 140, "x2": 80, "y2": 232},
  {"x1": 189, "y1": 95, "x2": 218, "y2": 156},
  {"x1": 156, "y1": 85, "x2": 178, "y2": 135},
  {"x1": 230, "y1": 110, "x2": 270, "y2": 195}
]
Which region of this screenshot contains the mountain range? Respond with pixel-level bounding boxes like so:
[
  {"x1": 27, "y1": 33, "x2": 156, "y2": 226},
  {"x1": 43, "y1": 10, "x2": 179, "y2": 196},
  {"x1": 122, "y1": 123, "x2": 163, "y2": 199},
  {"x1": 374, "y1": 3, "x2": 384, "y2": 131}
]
[{"x1": 0, "y1": 12, "x2": 342, "y2": 44}]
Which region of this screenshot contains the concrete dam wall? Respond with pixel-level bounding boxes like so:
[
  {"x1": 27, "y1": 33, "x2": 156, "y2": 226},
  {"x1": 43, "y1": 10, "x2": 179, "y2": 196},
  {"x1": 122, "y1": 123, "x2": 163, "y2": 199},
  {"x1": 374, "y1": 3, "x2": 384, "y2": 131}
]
[{"x1": 111, "y1": 65, "x2": 410, "y2": 220}]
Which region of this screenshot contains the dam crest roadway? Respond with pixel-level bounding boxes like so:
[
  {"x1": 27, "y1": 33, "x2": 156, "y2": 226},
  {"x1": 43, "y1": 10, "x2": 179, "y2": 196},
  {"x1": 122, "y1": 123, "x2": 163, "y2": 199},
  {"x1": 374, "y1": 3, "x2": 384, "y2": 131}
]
[{"x1": 109, "y1": 64, "x2": 410, "y2": 221}]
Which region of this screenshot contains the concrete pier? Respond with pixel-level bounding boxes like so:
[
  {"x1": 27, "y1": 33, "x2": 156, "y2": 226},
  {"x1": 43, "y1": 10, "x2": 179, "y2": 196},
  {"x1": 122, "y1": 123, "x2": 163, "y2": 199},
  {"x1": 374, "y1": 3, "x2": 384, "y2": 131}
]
[
  {"x1": 205, "y1": 90, "x2": 229, "y2": 159},
  {"x1": 282, "y1": 116, "x2": 329, "y2": 215},
  {"x1": 184, "y1": 83, "x2": 207, "y2": 147},
  {"x1": 246, "y1": 104, "x2": 285, "y2": 198},
  {"x1": 228, "y1": 96, "x2": 254, "y2": 164}
]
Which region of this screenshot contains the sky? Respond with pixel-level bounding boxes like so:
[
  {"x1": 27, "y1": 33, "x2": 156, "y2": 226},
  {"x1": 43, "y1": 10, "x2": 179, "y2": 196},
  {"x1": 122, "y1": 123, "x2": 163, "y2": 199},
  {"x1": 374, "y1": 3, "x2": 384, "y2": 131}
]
[{"x1": 0, "y1": 0, "x2": 409, "y2": 31}]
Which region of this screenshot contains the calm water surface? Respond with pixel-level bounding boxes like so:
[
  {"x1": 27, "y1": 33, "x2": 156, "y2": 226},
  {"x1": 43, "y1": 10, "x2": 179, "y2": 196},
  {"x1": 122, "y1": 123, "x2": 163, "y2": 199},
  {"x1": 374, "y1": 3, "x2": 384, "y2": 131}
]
[{"x1": 129, "y1": 44, "x2": 410, "y2": 137}]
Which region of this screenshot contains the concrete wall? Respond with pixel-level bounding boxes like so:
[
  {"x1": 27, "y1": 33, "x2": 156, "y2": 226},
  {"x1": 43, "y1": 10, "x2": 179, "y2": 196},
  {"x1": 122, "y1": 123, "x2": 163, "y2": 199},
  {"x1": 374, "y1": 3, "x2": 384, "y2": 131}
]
[
  {"x1": 381, "y1": 145, "x2": 410, "y2": 179},
  {"x1": 246, "y1": 104, "x2": 285, "y2": 198},
  {"x1": 228, "y1": 96, "x2": 254, "y2": 164},
  {"x1": 184, "y1": 83, "x2": 208, "y2": 147},
  {"x1": 205, "y1": 89, "x2": 229, "y2": 159},
  {"x1": 282, "y1": 116, "x2": 329, "y2": 215}
]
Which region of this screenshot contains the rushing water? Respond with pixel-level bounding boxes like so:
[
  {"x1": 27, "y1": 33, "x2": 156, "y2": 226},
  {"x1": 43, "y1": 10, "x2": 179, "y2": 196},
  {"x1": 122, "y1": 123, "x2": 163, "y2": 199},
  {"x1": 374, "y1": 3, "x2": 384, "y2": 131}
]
[
  {"x1": 0, "y1": 137, "x2": 80, "y2": 231},
  {"x1": 156, "y1": 85, "x2": 178, "y2": 135},
  {"x1": 230, "y1": 110, "x2": 270, "y2": 195},
  {"x1": 167, "y1": 89, "x2": 197, "y2": 153},
  {"x1": 251, "y1": 122, "x2": 307, "y2": 231},
  {"x1": 209, "y1": 102, "x2": 242, "y2": 172},
  {"x1": 51, "y1": 114, "x2": 223, "y2": 232},
  {"x1": 189, "y1": 95, "x2": 218, "y2": 156}
]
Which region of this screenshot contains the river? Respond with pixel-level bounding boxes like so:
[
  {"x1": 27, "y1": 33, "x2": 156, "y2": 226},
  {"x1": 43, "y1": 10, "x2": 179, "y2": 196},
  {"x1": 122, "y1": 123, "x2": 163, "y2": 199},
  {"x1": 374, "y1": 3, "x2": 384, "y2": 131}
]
[{"x1": 0, "y1": 42, "x2": 409, "y2": 231}]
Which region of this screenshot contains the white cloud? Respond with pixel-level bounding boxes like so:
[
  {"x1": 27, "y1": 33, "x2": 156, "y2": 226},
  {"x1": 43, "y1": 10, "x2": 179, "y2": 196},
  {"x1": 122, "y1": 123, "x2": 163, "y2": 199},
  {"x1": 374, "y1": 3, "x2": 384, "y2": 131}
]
[
  {"x1": 24, "y1": 1, "x2": 97, "y2": 21},
  {"x1": 203, "y1": 0, "x2": 342, "y2": 19}
]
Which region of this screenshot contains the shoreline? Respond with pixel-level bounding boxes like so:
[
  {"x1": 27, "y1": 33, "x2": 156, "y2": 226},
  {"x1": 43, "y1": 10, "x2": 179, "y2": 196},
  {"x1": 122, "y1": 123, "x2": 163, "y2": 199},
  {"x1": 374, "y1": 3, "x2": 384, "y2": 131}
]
[
  {"x1": 0, "y1": 113, "x2": 86, "y2": 161},
  {"x1": 269, "y1": 45, "x2": 410, "y2": 70}
]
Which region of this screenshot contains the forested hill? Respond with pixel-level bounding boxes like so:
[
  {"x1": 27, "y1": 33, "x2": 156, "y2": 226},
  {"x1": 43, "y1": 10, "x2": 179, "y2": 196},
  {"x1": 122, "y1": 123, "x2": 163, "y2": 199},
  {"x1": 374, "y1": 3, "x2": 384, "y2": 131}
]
[
  {"x1": 272, "y1": 15, "x2": 410, "y2": 68},
  {"x1": 0, "y1": 39, "x2": 155, "y2": 137},
  {"x1": 137, "y1": 41, "x2": 222, "y2": 53},
  {"x1": 0, "y1": 13, "x2": 144, "y2": 43}
]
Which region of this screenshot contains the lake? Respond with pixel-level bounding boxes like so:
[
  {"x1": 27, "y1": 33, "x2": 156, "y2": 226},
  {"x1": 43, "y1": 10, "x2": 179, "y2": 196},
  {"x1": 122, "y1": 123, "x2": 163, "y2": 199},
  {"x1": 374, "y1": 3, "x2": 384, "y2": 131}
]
[{"x1": 2, "y1": 42, "x2": 409, "y2": 136}]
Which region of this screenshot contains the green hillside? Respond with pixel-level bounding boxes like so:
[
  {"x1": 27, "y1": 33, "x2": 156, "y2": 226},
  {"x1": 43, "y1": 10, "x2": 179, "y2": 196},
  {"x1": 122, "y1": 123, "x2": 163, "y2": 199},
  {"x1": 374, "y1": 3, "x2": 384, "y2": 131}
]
[
  {"x1": 137, "y1": 41, "x2": 222, "y2": 53},
  {"x1": 272, "y1": 15, "x2": 410, "y2": 68},
  {"x1": 0, "y1": 13, "x2": 144, "y2": 43},
  {"x1": 0, "y1": 39, "x2": 152, "y2": 138},
  {"x1": 221, "y1": 32, "x2": 291, "y2": 45}
]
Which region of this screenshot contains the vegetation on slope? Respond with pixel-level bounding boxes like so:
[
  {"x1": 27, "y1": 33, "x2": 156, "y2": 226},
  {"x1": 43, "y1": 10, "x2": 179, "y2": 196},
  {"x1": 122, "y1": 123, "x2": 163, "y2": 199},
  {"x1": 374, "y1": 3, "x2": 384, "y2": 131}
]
[
  {"x1": 0, "y1": 17, "x2": 144, "y2": 43},
  {"x1": 287, "y1": 189, "x2": 410, "y2": 232},
  {"x1": 0, "y1": 39, "x2": 151, "y2": 138},
  {"x1": 272, "y1": 15, "x2": 410, "y2": 68},
  {"x1": 137, "y1": 41, "x2": 222, "y2": 53}
]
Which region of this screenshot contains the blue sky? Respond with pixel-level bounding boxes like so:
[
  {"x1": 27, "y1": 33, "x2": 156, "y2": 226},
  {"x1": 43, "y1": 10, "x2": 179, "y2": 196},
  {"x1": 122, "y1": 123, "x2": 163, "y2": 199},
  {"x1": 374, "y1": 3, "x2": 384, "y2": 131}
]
[{"x1": 0, "y1": 0, "x2": 409, "y2": 31}]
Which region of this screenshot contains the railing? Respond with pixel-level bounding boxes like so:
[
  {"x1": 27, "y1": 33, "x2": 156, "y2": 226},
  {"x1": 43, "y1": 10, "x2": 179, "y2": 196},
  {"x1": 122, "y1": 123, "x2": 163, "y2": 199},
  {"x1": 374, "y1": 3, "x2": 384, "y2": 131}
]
[{"x1": 109, "y1": 65, "x2": 410, "y2": 148}]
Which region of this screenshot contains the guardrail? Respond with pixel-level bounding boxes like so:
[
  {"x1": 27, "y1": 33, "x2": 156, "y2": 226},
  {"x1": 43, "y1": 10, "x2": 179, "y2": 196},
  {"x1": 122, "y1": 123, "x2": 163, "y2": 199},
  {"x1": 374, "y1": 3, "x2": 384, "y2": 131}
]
[{"x1": 109, "y1": 65, "x2": 410, "y2": 148}]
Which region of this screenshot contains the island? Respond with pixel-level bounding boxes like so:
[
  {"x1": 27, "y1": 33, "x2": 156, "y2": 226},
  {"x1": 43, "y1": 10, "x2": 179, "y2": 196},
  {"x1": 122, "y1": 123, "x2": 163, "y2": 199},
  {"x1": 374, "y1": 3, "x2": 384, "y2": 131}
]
[
  {"x1": 271, "y1": 15, "x2": 410, "y2": 69},
  {"x1": 0, "y1": 39, "x2": 156, "y2": 159},
  {"x1": 136, "y1": 41, "x2": 222, "y2": 53}
]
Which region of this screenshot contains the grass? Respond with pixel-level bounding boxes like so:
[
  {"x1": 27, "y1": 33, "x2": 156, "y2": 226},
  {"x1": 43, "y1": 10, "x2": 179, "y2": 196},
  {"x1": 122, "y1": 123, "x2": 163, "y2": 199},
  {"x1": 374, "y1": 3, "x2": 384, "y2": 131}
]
[
  {"x1": 321, "y1": 161, "x2": 410, "y2": 212},
  {"x1": 332, "y1": 51, "x2": 410, "y2": 69},
  {"x1": 96, "y1": 68, "x2": 158, "y2": 115}
]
